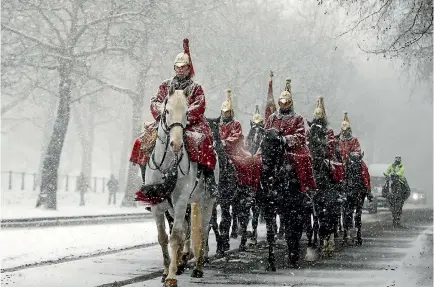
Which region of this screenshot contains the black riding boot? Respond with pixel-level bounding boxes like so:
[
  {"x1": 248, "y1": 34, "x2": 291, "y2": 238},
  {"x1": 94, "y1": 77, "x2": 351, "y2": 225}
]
[{"x1": 200, "y1": 165, "x2": 218, "y2": 198}]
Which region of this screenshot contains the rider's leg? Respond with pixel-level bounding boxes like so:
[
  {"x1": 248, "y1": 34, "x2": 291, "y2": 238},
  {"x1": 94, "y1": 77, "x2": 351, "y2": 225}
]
[{"x1": 199, "y1": 164, "x2": 218, "y2": 197}]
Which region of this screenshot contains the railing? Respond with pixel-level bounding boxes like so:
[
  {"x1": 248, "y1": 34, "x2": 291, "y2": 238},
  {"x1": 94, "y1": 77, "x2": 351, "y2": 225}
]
[{"x1": 1, "y1": 171, "x2": 110, "y2": 193}]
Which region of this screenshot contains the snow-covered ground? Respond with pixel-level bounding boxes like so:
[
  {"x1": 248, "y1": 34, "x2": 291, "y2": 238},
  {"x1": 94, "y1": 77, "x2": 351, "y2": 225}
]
[
  {"x1": 1, "y1": 189, "x2": 149, "y2": 219},
  {"x1": 0, "y1": 220, "x2": 156, "y2": 270}
]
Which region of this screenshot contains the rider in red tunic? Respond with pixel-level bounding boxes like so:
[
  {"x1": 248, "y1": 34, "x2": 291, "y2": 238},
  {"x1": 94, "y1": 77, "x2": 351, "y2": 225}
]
[
  {"x1": 218, "y1": 89, "x2": 255, "y2": 187},
  {"x1": 264, "y1": 81, "x2": 316, "y2": 193},
  {"x1": 131, "y1": 39, "x2": 218, "y2": 195},
  {"x1": 338, "y1": 112, "x2": 362, "y2": 164},
  {"x1": 338, "y1": 112, "x2": 372, "y2": 197}
]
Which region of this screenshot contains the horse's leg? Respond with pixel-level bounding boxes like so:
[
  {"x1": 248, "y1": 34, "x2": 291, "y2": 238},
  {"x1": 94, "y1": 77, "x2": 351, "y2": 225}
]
[
  {"x1": 230, "y1": 200, "x2": 239, "y2": 239},
  {"x1": 177, "y1": 205, "x2": 193, "y2": 274},
  {"x1": 285, "y1": 193, "x2": 304, "y2": 268},
  {"x1": 264, "y1": 203, "x2": 276, "y2": 271},
  {"x1": 165, "y1": 199, "x2": 188, "y2": 287},
  {"x1": 251, "y1": 199, "x2": 260, "y2": 244},
  {"x1": 219, "y1": 199, "x2": 231, "y2": 253},
  {"x1": 152, "y1": 208, "x2": 170, "y2": 282},
  {"x1": 277, "y1": 214, "x2": 284, "y2": 239},
  {"x1": 165, "y1": 211, "x2": 174, "y2": 234},
  {"x1": 191, "y1": 200, "x2": 215, "y2": 278},
  {"x1": 208, "y1": 201, "x2": 222, "y2": 259},
  {"x1": 304, "y1": 211, "x2": 313, "y2": 247},
  {"x1": 237, "y1": 186, "x2": 251, "y2": 252},
  {"x1": 354, "y1": 196, "x2": 364, "y2": 245}
]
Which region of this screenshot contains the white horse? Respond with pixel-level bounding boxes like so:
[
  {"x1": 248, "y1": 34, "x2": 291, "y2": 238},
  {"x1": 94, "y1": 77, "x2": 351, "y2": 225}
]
[{"x1": 144, "y1": 88, "x2": 218, "y2": 287}]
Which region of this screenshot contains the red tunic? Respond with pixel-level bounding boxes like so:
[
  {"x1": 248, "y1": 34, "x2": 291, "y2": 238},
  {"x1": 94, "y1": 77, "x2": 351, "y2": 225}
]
[
  {"x1": 339, "y1": 136, "x2": 361, "y2": 164},
  {"x1": 150, "y1": 78, "x2": 216, "y2": 170},
  {"x1": 361, "y1": 160, "x2": 371, "y2": 190},
  {"x1": 326, "y1": 129, "x2": 344, "y2": 182},
  {"x1": 263, "y1": 112, "x2": 317, "y2": 193},
  {"x1": 219, "y1": 119, "x2": 255, "y2": 186}
]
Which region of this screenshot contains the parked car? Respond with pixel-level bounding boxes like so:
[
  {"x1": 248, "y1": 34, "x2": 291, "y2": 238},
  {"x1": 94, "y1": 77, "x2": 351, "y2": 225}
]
[{"x1": 407, "y1": 187, "x2": 427, "y2": 205}]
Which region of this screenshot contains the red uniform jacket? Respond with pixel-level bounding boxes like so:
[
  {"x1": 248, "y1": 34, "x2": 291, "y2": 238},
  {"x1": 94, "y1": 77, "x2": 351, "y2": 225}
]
[
  {"x1": 339, "y1": 136, "x2": 361, "y2": 164},
  {"x1": 361, "y1": 160, "x2": 371, "y2": 191},
  {"x1": 150, "y1": 78, "x2": 216, "y2": 170},
  {"x1": 219, "y1": 119, "x2": 257, "y2": 186},
  {"x1": 263, "y1": 112, "x2": 317, "y2": 193}
]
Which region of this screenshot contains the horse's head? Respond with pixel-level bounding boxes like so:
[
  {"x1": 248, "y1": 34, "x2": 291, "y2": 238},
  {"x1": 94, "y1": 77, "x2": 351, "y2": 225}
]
[
  {"x1": 162, "y1": 89, "x2": 188, "y2": 154},
  {"x1": 260, "y1": 128, "x2": 285, "y2": 165},
  {"x1": 308, "y1": 119, "x2": 328, "y2": 158},
  {"x1": 247, "y1": 122, "x2": 265, "y2": 154}
]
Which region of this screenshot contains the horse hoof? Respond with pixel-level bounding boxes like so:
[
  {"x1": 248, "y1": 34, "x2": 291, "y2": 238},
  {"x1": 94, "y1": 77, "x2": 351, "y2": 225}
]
[
  {"x1": 356, "y1": 238, "x2": 363, "y2": 246},
  {"x1": 164, "y1": 278, "x2": 177, "y2": 287},
  {"x1": 238, "y1": 245, "x2": 247, "y2": 252},
  {"x1": 176, "y1": 263, "x2": 186, "y2": 275},
  {"x1": 191, "y1": 269, "x2": 203, "y2": 278},
  {"x1": 266, "y1": 263, "x2": 276, "y2": 272},
  {"x1": 161, "y1": 274, "x2": 167, "y2": 283}
]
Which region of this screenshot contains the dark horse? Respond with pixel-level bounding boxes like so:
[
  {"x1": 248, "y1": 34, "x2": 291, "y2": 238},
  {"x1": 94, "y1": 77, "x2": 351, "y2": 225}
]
[
  {"x1": 258, "y1": 128, "x2": 306, "y2": 270},
  {"x1": 247, "y1": 122, "x2": 285, "y2": 242},
  {"x1": 343, "y1": 152, "x2": 369, "y2": 245},
  {"x1": 382, "y1": 173, "x2": 410, "y2": 228},
  {"x1": 307, "y1": 119, "x2": 341, "y2": 256},
  {"x1": 207, "y1": 117, "x2": 252, "y2": 254}
]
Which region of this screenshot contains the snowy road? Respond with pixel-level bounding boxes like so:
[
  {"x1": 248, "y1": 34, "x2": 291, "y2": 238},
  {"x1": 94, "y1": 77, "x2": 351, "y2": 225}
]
[{"x1": 1, "y1": 207, "x2": 432, "y2": 287}]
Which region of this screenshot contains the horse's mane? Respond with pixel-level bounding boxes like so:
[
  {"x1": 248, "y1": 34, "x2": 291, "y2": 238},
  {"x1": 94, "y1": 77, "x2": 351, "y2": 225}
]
[{"x1": 167, "y1": 90, "x2": 187, "y2": 113}]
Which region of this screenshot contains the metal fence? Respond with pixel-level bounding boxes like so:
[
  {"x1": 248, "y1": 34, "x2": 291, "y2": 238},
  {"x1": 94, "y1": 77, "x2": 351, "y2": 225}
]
[{"x1": 1, "y1": 171, "x2": 110, "y2": 193}]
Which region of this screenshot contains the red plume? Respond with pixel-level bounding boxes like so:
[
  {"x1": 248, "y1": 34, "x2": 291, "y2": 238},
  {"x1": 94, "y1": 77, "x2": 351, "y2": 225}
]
[{"x1": 183, "y1": 38, "x2": 195, "y2": 78}]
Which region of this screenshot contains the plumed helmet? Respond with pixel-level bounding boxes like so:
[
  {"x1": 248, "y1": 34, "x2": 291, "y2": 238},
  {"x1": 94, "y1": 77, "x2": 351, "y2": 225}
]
[
  {"x1": 341, "y1": 112, "x2": 351, "y2": 131},
  {"x1": 173, "y1": 38, "x2": 195, "y2": 77},
  {"x1": 252, "y1": 105, "x2": 264, "y2": 124},
  {"x1": 174, "y1": 52, "x2": 190, "y2": 67},
  {"x1": 278, "y1": 79, "x2": 292, "y2": 104},
  {"x1": 221, "y1": 89, "x2": 233, "y2": 112},
  {"x1": 313, "y1": 96, "x2": 327, "y2": 121}
]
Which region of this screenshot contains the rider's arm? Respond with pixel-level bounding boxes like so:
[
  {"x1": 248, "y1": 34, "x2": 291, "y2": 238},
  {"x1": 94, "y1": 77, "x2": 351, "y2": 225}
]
[
  {"x1": 225, "y1": 121, "x2": 244, "y2": 144},
  {"x1": 385, "y1": 164, "x2": 393, "y2": 176},
  {"x1": 283, "y1": 115, "x2": 306, "y2": 149},
  {"x1": 186, "y1": 84, "x2": 206, "y2": 125},
  {"x1": 396, "y1": 164, "x2": 405, "y2": 177},
  {"x1": 150, "y1": 83, "x2": 169, "y2": 121},
  {"x1": 352, "y1": 138, "x2": 362, "y2": 153}
]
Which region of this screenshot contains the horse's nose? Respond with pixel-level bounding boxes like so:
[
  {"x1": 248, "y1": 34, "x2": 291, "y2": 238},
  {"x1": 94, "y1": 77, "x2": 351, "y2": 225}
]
[{"x1": 170, "y1": 141, "x2": 182, "y2": 153}]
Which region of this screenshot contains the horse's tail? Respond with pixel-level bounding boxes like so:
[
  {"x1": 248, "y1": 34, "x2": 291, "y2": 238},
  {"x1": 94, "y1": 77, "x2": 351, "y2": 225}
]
[{"x1": 191, "y1": 202, "x2": 203, "y2": 259}]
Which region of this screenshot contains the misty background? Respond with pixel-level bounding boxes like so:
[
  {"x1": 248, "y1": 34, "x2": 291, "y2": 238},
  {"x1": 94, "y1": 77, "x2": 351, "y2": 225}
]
[{"x1": 1, "y1": 0, "x2": 432, "y2": 207}]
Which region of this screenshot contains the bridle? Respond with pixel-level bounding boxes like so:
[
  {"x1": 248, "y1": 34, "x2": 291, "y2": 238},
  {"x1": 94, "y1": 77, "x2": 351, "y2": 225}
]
[{"x1": 147, "y1": 98, "x2": 190, "y2": 177}]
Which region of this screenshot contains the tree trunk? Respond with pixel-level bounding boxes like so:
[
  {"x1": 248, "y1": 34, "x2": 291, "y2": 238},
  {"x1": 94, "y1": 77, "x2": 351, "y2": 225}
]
[
  {"x1": 36, "y1": 95, "x2": 57, "y2": 188},
  {"x1": 36, "y1": 65, "x2": 72, "y2": 210},
  {"x1": 121, "y1": 75, "x2": 146, "y2": 207}
]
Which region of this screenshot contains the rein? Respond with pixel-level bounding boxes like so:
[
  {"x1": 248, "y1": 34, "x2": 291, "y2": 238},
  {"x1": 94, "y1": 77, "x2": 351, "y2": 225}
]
[{"x1": 147, "y1": 101, "x2": 190, "y2": 178}]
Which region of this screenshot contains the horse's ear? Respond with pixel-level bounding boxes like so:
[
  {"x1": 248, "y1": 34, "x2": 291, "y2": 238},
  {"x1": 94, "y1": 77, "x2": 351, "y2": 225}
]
[
  {"x1": 307, "y1": 120, "x2": 312, "y2": 127},
  {"x1": 183, "y1": 87, "x2": 190, "y2": 97},
  {"x1": 250, "y1": 120, "x2": 254, "y2": 127},
  {"x1": 361, "y1": 151, "x2": 364, "y2": 158},
  {"x1": 163, "y1": 98, "x2": 168, "y2": 106},
  {"x1": 168, "y1": 85, "x2": 175, "y2": 96}
]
